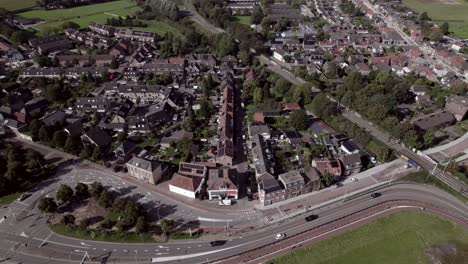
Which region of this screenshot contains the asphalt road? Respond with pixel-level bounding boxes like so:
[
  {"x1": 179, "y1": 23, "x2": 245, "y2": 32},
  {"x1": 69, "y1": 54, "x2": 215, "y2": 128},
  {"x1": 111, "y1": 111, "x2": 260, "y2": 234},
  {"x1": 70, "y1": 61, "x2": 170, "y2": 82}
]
[
  {"x1": 339, "y1": 107, "x2": 468, "y2": 198},
  {"x1": 0, "y1": 183, "x2": 466, "y2": 264}
]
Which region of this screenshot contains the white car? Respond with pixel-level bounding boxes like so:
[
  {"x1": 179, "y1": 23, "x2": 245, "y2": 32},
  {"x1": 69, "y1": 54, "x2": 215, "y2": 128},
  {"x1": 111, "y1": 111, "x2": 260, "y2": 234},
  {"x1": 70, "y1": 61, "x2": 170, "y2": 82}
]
[
  {"x1": 275, "y1": 233, "x2": 286, "y2": 240},
  {"x1": 350, "y1": 178, "x2": 358, "y2": 182}
]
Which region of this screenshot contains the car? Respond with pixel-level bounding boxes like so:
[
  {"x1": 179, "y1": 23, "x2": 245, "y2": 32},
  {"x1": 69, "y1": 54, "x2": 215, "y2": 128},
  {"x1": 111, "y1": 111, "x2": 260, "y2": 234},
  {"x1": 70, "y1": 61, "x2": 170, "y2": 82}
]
[
  {"x1": 17, "y1": 193, "x2": 31, "y2": 202},
  {"x1": 209, "y1": 240, "x2": 226, "y2": 247},
  {"x1": 275, "y1": 233, "x2": 286, "y2": 240},
  {"x1": 305, "y1": 215, "x2": 318, "y2": 222},
  {"x1": 371, "y1": 192, "x2": 381, "y2": 199},
  {"x1": 350, "y1": 178, "x2": 358, "y2": 182}
]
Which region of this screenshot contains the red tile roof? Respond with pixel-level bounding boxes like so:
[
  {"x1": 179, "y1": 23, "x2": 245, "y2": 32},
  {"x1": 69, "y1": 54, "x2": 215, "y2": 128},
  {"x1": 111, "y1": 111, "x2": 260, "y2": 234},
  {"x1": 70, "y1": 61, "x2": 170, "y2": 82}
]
[{"x1": 170, "y1": 173, "x2": 203, "y2": 192}]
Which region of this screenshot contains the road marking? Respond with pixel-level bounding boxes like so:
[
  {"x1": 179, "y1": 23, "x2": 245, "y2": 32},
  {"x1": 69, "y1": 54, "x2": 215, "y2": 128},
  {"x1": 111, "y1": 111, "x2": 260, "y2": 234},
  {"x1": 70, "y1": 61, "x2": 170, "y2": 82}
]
[{"x1": 80, "y1": 242, "x2": 91, "y2": 247}]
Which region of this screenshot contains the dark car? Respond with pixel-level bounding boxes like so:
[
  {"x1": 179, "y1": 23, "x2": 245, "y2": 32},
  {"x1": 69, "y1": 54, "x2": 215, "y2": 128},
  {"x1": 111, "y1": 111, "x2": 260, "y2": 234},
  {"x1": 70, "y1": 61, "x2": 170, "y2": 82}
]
[
  {"x1": 305, "y1": 215, "x2": 318, "y2": 222},
  {"x1": 209, "y1": 240, "x2": 227, "y2": 247},
  {"x1": 371, "y1": 192, "x2": 381, "y2": 199}
]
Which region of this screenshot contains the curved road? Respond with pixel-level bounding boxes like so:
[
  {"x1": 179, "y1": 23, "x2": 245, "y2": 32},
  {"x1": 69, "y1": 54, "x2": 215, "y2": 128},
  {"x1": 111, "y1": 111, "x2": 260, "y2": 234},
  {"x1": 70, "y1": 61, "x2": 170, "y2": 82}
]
[{"x1": 1, "y1": 183, "x2": 467, "y2": 264}]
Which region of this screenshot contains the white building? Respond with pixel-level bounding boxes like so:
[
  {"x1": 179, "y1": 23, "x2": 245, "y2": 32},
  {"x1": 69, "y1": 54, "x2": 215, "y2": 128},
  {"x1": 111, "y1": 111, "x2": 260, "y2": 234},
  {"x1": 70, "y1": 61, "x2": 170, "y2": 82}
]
[{"x1": 168, "y1": 173, "x2": 204, "y2": 199}]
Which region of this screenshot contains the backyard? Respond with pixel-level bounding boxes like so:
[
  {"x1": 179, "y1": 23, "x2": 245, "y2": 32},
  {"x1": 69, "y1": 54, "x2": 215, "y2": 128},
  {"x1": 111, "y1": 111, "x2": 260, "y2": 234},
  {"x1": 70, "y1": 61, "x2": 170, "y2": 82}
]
[
  {"x1": 268, "y1": 211, "x2": 468, "y2": 264},
  {"x1": 402, "y1": 0, "x2": 468, "y2": 38}
]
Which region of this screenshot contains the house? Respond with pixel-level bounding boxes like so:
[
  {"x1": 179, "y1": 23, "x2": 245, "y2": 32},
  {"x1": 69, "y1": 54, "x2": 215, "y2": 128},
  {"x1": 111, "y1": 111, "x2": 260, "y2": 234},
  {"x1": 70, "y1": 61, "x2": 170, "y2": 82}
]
[
  {"x1": 168, "y1": 173, "x2": 205, "y2": 199},
  {"x1": 282, "y1": 102, "x2": 301, "y2": 112},
  {"x1": 312, "y1": 159, "x2": 343, "y2": 178},
  {"x1": 355, "y1": 63, "x2": 371, "y2": 75},
  {"x1": 273, "y1": 49, "x2": 288, "y2": 62},
  {"x1": 178, "y1": 162, "x2": 207, "y2": 178},
  {"x1": 257, "y1": 174, "x2": 283, "y2": 206},
  {"x1": 14, "y1": 97, "x2": 49, "y2": 123},
  {"x1": 248, "y1": 123, "x2": 271, "y2": 140},
  {"x1": 252, "y1": 134, "x2": 275, "y2": 179},
  {"x1": 340, "y1": 140, "x2": 360, "y2": 154},
  {"x1": 410, "y1": 84, "x2": 429, "y2": 96},
  {"x1": 207, "y1": 168, "x2": 239, "y2": 200},
  {"x1": 126, "y1": 157, "x2": 168, "y2": 185},
  {"x1": 127, "y1": 103, "x2": 175, "y2": 133},
  {"x1": 29, "y1": 35, "x2": 73, "y2": 54},
  {"x1": 216, "y1": 77, "x2": 236, "y2": 166},
  {"x1": 40, "y1": 109, "x2": 66, "y2": 126},
  {"x1": 339, "y1": 153, "x2": 362, "y2": 176},
  {"x1": 114, "y1": 140, "x2": 143, "y2": 163},
  {"x1": 80, "y1": 127, "x2": 112, "y2": 149},
  {"x1": 413, "y1": 111, "x2": 456, "y2": 132},
  {"x1": 278, "y1": 170, "x2": 308, "y2": 199},
  {"x1": 445, "y1": 96, "x2": 468, "y2": 122},
  {"x1": 308, "y1": 117, "x2": 335, "y2": 137},
  {"x1": 75, "y1": 97, "x2": 109, "y2": 113}
]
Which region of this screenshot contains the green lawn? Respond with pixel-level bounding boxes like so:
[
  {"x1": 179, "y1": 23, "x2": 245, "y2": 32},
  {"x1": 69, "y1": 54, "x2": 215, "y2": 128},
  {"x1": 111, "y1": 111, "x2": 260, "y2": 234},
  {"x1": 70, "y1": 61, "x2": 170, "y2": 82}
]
[
  {"x1": 233, "y1": 16, "x2": 252, "y2": 26},
  {"x1": 51, "y1": 224, "x2": 158, "y2": 243},
  {"x1": 18, "y1": 0, "x2": 180, "y2": 37},
  {"x1": 402, "y1": 0, "x2": 468, "y2": 38},
  {"x1": 268, "y1": 211, "x2": 468, "y2": 264},
  {"x1": 0, "y1": 0, "x2": 36, "y2": 11},
  {"x1": 0, "y1": 192, "x2": 23, "y2": 206},
  {"x1": 18, "y1": 0, "x2": 136, "y2": 21}
]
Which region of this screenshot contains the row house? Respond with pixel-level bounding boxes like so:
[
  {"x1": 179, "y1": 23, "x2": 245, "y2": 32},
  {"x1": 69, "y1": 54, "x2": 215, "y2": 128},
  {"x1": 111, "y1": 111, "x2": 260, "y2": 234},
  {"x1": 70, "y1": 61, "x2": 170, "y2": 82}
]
[
  {"x1": 75, "y1": 97, "x2": 109, "y2": 113},
  {"x1": 126, "y1": 103, "x2": 175, "y2": 133},
  {"x1": 102, "y1": 82, "x2": 171, "y2": 104},
  {"x1": 216, "y1": 74, "x2": 236, "y2": 166},
  {"x1": 57, "y1": 54, "x2": 114, "y2": 67}
]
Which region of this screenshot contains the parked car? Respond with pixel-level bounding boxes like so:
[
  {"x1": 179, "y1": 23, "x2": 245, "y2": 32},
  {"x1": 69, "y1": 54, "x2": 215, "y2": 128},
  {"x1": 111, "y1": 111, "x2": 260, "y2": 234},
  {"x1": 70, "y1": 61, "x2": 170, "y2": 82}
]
[
  {"x1": 219, "y1": 199, "x2": 232, "y2": 206},
  {"x1": 371, "y1": 192, "x2": 381, "y2": 199},
  {"x1": 17, "y1": 193, "x2": 31, "y2": 202},
  {"x1": 275, "y1": 233, "x2": 286, "y2": 240}
]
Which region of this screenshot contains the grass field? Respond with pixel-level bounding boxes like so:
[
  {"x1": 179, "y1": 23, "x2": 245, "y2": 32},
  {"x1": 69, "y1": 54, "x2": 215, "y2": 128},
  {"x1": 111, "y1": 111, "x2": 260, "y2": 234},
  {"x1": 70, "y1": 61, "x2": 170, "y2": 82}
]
[
  {"x1": 17, "y1": 0, "x2": 180, "y2": 37},
  {"x1": 0, "y1": 192, "x2": 23, "y2": 206},
  {"x1": 0, "y1": 0, "x2": 36, "y2": 11},
  {"x1": 233, "y1": 16, "x2": 252, "y2": 26},
  {"x1": 268, "y1": 211, "x2": 468, "y2": 264},
  {"x1": 402, "y1": 0, "x2": 468, "y2": 38}
]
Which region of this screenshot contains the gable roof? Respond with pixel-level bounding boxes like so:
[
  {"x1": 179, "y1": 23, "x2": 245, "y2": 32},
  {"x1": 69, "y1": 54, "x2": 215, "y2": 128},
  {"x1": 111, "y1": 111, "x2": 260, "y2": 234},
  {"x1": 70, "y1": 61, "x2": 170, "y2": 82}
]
[{"x1": 170, "y1": 173, "x2": 203, "y2": 192}]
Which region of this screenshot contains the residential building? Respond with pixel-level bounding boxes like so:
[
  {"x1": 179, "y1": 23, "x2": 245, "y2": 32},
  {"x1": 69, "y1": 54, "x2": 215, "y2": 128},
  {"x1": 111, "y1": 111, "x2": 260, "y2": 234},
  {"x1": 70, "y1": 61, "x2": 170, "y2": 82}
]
[
  {"x1": 126, "y1": 157, "x2": 168, "y2": 185},
  {"x1": 168, "y1": 173, "x2": 205, "y2": 199},
  {"x1": 445, "y1": 96, "x2": 468, "y2": 122},
  {"x1": 207, "y1": 168, "x2": 239, "y2": 200},
  {"x1": 413, "y1": 111, "x2": 456, "y2": 132}
]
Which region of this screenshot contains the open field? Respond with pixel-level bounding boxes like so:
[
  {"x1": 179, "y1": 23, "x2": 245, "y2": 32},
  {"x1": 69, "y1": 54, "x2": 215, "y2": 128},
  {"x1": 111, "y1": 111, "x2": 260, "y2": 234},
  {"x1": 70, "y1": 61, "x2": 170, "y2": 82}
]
[
  {"x1": 233, "y1": 16, "x2": 252, "y2": 26},
  {"x1": 0, "y1": 0, "x2": 36, "y2": 11},
  {"x1": 268, "y1": 211, "x2": 468, "y2": 264},
  {"x1": 402, "y1": 0, "x2": 468, "y2": 38},
  {"x1": 18, "y1": 0, "x2": 136, "y2": 21}
]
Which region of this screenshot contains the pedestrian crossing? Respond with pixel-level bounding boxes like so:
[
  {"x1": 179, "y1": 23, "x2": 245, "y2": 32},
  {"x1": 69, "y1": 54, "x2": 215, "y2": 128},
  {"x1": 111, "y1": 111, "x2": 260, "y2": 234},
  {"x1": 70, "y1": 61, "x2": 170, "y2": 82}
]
[{"x1": 226, "y1": 209, "x2": 256, "y2": 215}]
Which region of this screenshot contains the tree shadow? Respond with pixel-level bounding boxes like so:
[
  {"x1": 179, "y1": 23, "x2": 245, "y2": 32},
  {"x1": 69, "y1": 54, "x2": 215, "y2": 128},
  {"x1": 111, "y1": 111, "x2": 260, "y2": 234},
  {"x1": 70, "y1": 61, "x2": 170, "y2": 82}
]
[{"x1": 145, "y1": 202, "x2": 178, "y2": 221}]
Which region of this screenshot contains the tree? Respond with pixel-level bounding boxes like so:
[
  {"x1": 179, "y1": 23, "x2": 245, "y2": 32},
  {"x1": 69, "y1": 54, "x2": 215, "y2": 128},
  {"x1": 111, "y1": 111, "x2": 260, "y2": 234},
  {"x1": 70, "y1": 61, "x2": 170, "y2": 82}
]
[
  {"x1": 90, "y1": 182, "x2": 104, "y2": 198},
  {"x1": 38, "y1": 197, "x2": 57, "y2": 213},
  {"x1": 197, "y1": 100, "x2": 214, "y2": 119},
  {"x1": 25, "y1": 149, "x2": 45, "y2": 170},
  {"x1": 79, "y1": 217, "x2": 91, "y2": 229},
  {"x1": 321, "y1": 173, "x2": 334, "y2": 188},
  {"x1": 181, "y1": 116, "x2": 196, "y2": 132},
  {"x1": 80, "y1": 144, "x2": 94, "y2": 159},
  {"x1": 61, "y1": 214, "x2": 75, "y2": 226},
  {"x1": 429, "y1": 29, "x2": 443, "y2": 42},
  {"x1": 159, "y1": 219, "x2": 174, "y2": 236},
  {"x1": 56, "y1": 184, "x2": 74, "y2": 204},
  {"x1": 10, "y1": 30, "x2": 35, "y2": 44},
  {"x1": 419, "y1": 12, "x2": 430, "y2": 21},
  {"x1": 61, "y1": 21, "x2": 80, "y2": 30},
  {"x1": 64, "y1": 136, "x2": 82, "y2": 154},
  {"x1": 52, "y1": 130, "x2": 68, "y2": 148},
  {"x1": 440, "y1": 22, "x2": 449, "y2": 35},
  {"x1": 135, "y1": 216, "x2": 148, "y2": 234},
  {"x1": 29, "y1": 119, "x2": 42, "y2": 139},
  {"x1": 251, "y1": 6, "x2": 264, "y2": 24},
  {"x1": 288, "y1": 110, "x2": 309, "y2": 131},
  {"x1": 75, "y1": 182, "x2": 89, "y2": 199},
  {"x1": 112, "y1": 197, "x2": 127, "y2": 212},
  {"x1": 98, "y1": 191, "x2": 114, "y2": 208},
  {"x1": 91, "y1": 146, "x2": 102, "y2": 161},
  {"x1": 39, "y1": 126, "x2": 50, "y2": 143}
]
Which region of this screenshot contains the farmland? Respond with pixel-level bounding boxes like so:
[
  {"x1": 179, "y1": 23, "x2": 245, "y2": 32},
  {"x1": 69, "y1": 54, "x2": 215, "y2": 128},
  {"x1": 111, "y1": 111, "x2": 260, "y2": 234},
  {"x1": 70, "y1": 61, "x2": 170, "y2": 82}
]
[
  {"x1": 0, "y1": 0, "x2": 36, "y2": 11},
  {"x1": 16, "y1": 0, "x2": 180, "y2": 37},
  {"x1": 268, "y1": 211, "x2": 468, "y2": 264},
  {"x1": 402, "y1": 0, "x2": 468, "y2": 38}
]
